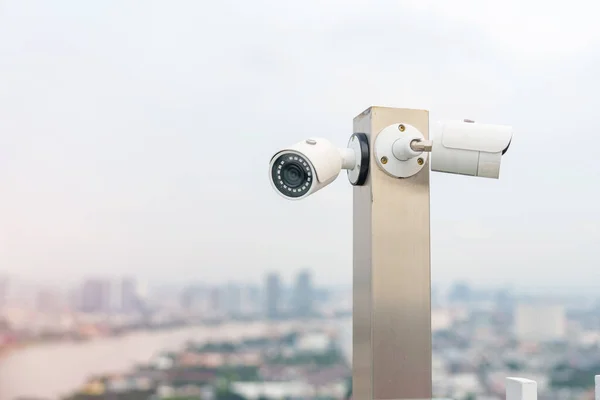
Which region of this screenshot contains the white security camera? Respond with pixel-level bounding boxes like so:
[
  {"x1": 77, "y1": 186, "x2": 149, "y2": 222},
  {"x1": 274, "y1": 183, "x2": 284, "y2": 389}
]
[
  {"x1": 430, "y1": 120, "x2": 513, "y2": 179},
  {"x1": 268, "y1": 134, "x2": 369, "y2": 200}
]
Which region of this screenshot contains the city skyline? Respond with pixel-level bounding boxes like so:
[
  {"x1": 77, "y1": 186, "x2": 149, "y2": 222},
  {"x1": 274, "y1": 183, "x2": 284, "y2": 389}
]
[
  {"x1": 2, "y1": 270, "x2": 600, "y2": 399},
  {"x1": 4, "y1": 269, "x2": 600, "y2": 298},
  {"x1": 2, "y1": 265, "x2": 599, "y2": 399}
]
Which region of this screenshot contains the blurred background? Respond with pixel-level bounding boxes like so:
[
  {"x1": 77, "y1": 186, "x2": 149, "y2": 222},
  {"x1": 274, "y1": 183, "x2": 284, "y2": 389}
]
[{"x1": 1, "y1": 1, "x2": 600, "y2": 399}]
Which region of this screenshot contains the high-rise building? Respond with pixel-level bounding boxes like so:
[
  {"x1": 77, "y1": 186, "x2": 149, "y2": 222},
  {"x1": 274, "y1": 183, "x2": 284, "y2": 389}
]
[
  {"x1": 80, "y1": 279, "x2": 111, "y2": 313},
  {"x1": 248, "y1": 285, "x2": 261, "y2": 306},
  {"x1": 293, "y1": 269, "x2": 314, "y2": 317},
  {"x1": 448, "y1": 281, "x2": 472, "y2": 304},
  {"x1": 0, "y1": 275, "x2": 9, "y2": 310},
  {"x1": 494, "y1": 288, "x2": 515, "y2": 311},
  {"x1": 265, "y1": 272, "x2": 281, "y2": 320},
  {"x1": 223, "y1": 283, "x2": 242, "y2": 316},
  {"x1": 109, "y1": 278, "x2": 147, "y2": 315},
  {"x1": 181, "y1": 286, "x2": 196, "y2": 311},
  {"x1": 210, "y1": 287, "x2": 221, "y2": 314},
  {"x1": 120, "y1": 278, "x2": 140, "y2": 314},
  {"x1": 514, "y1": 304, "x2": 566, "y2": 342}
]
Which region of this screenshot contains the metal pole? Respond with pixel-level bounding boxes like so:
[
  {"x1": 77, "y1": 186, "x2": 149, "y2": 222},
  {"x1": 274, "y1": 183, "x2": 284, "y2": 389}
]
[
  {"x1": 353, "y1": 106, "x2": 432, "y2": 400},
  {"x1": 410, "y1": 139, "x2": 433, "y2": 152}
]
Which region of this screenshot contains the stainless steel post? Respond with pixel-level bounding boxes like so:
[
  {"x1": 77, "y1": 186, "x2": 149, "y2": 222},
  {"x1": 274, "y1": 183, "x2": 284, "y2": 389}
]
[{"x1": 353, "y1": 106, "x2": 432, "y2": 400}]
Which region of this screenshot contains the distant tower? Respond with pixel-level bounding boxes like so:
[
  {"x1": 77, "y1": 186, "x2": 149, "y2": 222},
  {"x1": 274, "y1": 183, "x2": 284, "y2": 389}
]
[
  {"x1": 181, "y1": 286, "x2": 195, "y2": 311},
  {"x1": 0, "y1": 275, "x2": 9, "y2": 310},
  {"x1": 293, "y1": 269, "x2": 314, "y2": 317},
  {"x1": 494, "y1": 288, "x2": 515, "y2": 311},
  {"x1": 242, "y1": 285, "x2": 261, "y2": 315},
  {"x1": 120, "y1": 278, "x2": 140, "y2": 314},
  {"x1": 448, "y1": 281, "x2": 472, "y2": 304},
  {"x1": 80, "y1": 279, "x2": 111, "y2": 313},
  {"x1": 265, "y1": 272, "x2": 282, "y2": 320},
  {"x1": 224, "y1": 283, "x2": 242, "y2": 316},
  {"x1": 210, "y1": 287, "x2": 221, "y2": 314}
]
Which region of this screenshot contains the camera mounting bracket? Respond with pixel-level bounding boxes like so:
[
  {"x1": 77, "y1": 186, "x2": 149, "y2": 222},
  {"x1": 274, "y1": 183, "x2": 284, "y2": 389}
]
[{"x1": 374, "y1": 122, "x2": 428, "y2": 179}]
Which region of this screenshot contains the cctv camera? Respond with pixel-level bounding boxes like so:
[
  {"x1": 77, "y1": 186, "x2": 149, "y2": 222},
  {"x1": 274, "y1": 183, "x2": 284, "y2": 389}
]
[
  {"x1": 269, "y1": 134, "x2": 369, "y2": 200},
  {"x1": 430, "y1": 120, "x2": 513, "y2": 179}
]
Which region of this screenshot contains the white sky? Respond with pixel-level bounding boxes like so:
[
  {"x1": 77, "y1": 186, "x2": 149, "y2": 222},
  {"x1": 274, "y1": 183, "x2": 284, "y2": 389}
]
[{"x1": 1, "y1": 0, "x2": 600, "y2": 291}]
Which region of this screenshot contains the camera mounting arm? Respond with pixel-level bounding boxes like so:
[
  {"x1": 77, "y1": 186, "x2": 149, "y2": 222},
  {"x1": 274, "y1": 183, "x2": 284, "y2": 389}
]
[
  {"x1": 407, "y1": 119, "x2": 471, "y2": 152},
  {"x1": 403, "y1": 119, "x2": 474, "y2": 154},
  {"x1": 409, "y1": 139, "x2": 433, "y2": 152}
]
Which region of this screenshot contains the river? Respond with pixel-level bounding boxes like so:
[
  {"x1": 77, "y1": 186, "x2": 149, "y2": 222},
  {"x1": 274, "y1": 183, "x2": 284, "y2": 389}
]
[{"x1": 0, "y1": 318, "x2": 352, "y2": 400}]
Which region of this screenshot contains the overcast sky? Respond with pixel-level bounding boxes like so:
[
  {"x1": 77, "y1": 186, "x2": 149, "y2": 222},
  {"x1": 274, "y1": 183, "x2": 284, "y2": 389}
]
[{"x1": 1, "y1": 1, "x2": 599, "y2": 290}]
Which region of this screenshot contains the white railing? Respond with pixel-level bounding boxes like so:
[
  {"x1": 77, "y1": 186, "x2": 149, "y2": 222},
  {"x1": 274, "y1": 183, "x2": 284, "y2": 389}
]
[
  {"x1": 505, "y1": 375, "x2": 600, "y2": 400},
  {"x1": 506, "y1": 377, "x2": 538, "y2": 400}
]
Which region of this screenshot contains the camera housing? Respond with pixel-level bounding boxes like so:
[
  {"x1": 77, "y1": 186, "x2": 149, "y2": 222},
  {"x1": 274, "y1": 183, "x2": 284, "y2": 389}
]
[
  {"x1": 269, "y1": 135, "x2": 369, "y2": 200},
  {"x1": 430, "y1": 120, "x2": 513, "y2": 179}
]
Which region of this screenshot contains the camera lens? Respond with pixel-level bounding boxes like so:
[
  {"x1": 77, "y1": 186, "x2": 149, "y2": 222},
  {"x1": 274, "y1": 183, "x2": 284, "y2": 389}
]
[
  {"x1": 271, "y1": 152, "x2": 313, "y2": 198},
  {"x1": 282, "y1": 163, "x2": 304, "y2": 188}
]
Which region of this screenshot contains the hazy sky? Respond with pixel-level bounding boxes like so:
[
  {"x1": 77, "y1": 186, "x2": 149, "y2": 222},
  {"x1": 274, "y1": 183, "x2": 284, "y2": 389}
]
[{"x1": 1, "y1": 1, "x2": 600, "y2": 290}]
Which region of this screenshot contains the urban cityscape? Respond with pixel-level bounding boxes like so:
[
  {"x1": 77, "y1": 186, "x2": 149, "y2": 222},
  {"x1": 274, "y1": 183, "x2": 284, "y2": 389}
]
[
  {"x1": 2, "y1": 1, "x2": 600, "y2": 400},
  {"x1": 0, "y1": 270, "x2": 349, "y2": 345},
  {"x1": 0, "y1": 271, "x2": 600, "y2": 400}
]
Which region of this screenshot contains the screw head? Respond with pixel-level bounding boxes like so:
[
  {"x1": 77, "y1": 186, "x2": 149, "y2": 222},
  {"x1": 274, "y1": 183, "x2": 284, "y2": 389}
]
[
  {"x1": 306, "y1": 139, "x2": 317, "y2": 145},
  {"x1": 381, "y1": 156, "x2": 388, "y2": 164},
  {"x1": 398, "y1": 124, "x2": 405, "y2": 132},
  {"x1": 417, "y1": 158, "x2": 424, "y2": 165}
]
